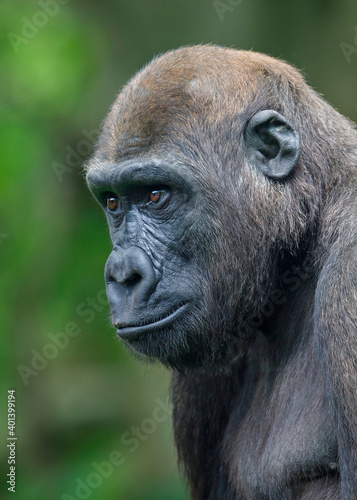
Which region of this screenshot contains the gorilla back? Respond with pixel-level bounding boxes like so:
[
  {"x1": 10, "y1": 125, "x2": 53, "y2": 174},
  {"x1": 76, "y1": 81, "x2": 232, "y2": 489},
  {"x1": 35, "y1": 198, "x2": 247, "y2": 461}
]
[{"x1": 86, "y1": 46, "x2": 357, "y2": 499}]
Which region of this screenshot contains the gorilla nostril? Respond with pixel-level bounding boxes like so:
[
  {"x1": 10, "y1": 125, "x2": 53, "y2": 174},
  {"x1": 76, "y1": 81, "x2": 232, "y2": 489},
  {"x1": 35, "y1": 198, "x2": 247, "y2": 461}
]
[{"x1": 124, "y1": 272, "x2": 141, "y2": 288}]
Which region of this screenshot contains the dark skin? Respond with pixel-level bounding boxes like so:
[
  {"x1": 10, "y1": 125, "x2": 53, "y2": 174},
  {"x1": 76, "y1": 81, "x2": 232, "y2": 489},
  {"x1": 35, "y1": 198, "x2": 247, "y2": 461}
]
[{"x1": 86, "y1": 46, "x2": 357, "y2": 499}]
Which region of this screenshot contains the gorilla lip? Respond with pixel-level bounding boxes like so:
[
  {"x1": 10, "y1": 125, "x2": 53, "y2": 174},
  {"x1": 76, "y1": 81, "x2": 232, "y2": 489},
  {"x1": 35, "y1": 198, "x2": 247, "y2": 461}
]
[{"x1": 115, "y1": 303, "x2": 188, "y2": 340}]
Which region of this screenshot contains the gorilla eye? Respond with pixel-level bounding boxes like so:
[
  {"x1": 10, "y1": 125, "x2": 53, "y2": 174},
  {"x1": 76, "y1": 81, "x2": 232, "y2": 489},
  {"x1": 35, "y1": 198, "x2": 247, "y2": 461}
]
[
  {"x1": 106, "y1": 196, "x2": 119, "y2": 212},
  {"x1": 148, "y1": 189, "x2": 168, "y2": 205}
]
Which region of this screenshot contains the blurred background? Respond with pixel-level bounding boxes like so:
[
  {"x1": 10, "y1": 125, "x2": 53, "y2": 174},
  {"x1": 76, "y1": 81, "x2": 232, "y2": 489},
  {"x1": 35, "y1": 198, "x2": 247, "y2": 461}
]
[{"x1": 1, "y1": 1, "x2": 357, "y2": 498}]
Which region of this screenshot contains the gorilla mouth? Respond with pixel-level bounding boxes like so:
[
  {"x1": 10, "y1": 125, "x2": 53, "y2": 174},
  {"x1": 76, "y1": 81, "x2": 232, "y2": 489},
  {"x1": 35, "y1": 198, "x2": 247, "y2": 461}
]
[{"x1": 115, "y1": 302, "x2": 188, "y2": 340}]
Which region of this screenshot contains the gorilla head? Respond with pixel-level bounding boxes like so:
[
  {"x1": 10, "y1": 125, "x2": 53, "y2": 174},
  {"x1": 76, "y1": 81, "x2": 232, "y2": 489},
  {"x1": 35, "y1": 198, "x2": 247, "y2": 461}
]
[{"x1": 86, "y1": 46, "x2": 329, "y2": 369}]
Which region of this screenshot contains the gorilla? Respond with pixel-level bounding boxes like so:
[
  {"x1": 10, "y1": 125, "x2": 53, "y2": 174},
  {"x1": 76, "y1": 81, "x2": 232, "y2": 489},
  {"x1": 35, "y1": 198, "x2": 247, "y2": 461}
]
[{"x1": 86, "y1": 46, "x2": 357, "y2": 499}]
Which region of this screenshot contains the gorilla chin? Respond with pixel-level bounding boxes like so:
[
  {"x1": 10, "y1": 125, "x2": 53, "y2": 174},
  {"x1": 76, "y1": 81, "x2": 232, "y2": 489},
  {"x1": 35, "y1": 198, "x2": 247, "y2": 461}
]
[
  {"x1": 118, "y1": 301, "x2": 241, "y2": 370},
  {"x1": 119, "y1": 309, "x2": 202, "y2": 368}
]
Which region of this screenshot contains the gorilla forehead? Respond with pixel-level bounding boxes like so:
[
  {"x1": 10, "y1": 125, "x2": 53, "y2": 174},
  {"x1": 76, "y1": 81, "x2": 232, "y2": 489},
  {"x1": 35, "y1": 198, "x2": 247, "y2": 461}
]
[{"x1": 94, "y1": 46, "x2": 306, "y2": 164}]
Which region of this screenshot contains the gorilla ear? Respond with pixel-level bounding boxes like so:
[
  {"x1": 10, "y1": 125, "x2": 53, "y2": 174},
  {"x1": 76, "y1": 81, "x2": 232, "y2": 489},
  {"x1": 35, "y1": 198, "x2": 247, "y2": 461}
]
[{"x1": 244, "y1": 110, "x2": 300, "y2": 180}]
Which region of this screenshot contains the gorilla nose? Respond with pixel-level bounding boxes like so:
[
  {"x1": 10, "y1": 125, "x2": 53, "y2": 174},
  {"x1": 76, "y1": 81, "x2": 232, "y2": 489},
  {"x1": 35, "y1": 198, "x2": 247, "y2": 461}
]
[{"x1": 105, "y1": 246, "x2": 157, "y2": 315}]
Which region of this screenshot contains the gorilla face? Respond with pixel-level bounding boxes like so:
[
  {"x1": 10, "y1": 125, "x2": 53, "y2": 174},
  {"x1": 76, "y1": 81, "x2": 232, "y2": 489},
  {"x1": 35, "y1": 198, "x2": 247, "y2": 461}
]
[{"x1": 86, "y1": 156, "x2": 238, "y2": 368}]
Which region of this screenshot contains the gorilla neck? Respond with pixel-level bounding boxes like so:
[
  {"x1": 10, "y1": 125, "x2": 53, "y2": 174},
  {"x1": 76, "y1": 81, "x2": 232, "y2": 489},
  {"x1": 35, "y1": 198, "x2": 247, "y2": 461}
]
[{"x1": 172, "y1": 276, "x2": 333, "y2": 498}]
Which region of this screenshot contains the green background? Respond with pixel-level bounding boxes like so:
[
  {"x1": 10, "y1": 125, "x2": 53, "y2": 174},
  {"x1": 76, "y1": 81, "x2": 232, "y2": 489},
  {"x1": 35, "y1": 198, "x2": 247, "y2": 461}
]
[{"x1": 1, "y1": 1, "x2": 357, "y2": 499}]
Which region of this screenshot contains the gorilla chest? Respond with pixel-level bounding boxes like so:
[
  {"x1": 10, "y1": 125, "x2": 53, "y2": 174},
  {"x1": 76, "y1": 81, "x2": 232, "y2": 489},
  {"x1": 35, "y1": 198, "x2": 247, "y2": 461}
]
[{"x1": 223, "y1": 362, "x2": 338, "y2": 497}]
